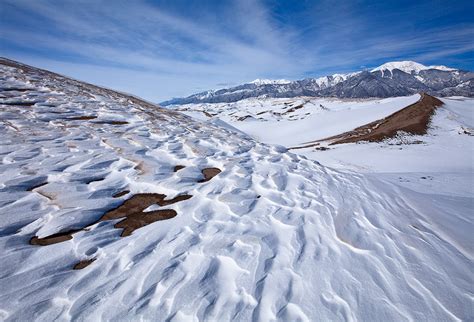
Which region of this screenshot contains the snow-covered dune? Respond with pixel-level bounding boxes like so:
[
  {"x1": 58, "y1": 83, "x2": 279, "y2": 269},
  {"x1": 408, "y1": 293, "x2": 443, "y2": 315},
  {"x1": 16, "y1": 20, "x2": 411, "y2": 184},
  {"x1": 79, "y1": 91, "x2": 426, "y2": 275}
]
[
  {"x1": 174, "y1": 95, "x2": 421, "y2": 146},
  {"x1": 0, "y1": 59, "x2": 472, "y2": 321}
]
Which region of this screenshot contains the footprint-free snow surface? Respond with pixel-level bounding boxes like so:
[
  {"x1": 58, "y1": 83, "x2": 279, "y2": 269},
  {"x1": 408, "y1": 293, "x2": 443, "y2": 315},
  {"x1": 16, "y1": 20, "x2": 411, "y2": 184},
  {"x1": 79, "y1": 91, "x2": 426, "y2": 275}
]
[{"x1": 0, "y1": 59, "x2": 472, "y2": 321}]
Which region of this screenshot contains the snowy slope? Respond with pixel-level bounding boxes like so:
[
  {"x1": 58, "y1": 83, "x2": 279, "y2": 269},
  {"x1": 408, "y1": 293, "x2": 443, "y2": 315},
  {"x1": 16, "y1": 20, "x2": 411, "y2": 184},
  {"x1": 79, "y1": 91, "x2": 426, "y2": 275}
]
[
  {"x1": 175, "y1": 94, "x2": 473, "y2": 173},
  {"x1": 1, "y1": 59, "x2": 473, "y2": 321},
  {"x1": 297, "y1": 97, "x2": 474, "y2": 173},
  {"x1": 174, "y1": 95, "x2": 421, "y2": 146}
]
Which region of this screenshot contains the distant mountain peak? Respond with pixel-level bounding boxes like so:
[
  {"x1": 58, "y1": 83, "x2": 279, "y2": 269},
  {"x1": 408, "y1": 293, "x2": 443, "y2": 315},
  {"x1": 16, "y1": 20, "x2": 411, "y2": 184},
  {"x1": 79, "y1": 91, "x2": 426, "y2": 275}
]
[
  {"x1": 161, "y1": 61, "x2": 471, "y2": 105},
  {"x1": 372, "y1": 61, "x2": 457, "y2": 73},
  {"x1": 249, "y1": 78, "x2": 291, "y2": 85}
]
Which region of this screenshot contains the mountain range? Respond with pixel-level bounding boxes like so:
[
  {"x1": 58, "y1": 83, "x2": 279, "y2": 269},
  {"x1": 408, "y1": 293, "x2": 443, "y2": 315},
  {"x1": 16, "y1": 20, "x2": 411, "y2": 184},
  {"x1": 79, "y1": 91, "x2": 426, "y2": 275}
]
[{"x1": 161, "y1": 61, "x2": 473, "y2": 105}]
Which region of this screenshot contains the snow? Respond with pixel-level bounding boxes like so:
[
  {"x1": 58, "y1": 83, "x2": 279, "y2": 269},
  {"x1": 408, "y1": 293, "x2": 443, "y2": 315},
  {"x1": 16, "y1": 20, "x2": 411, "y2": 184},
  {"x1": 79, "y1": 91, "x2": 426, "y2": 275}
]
[
  {"x1": 372, "y1": 60, "x2": 457, "y2": 73},
  {"x1": 249, "y1": 78, "x2": 291, "y2": 85},
  {"x1": 196, "y1": 89, "x2": 215, "y2": 99},
  {"x1": 176, "y1": 95, "x2": 420, "y2": 146},
  {"x1": 1, "y1": 61, "x2": 473, "y2": 321},
  {"x1": 315, "y1": 74, "x2": 344, "y2": 88},
  {"x1": 429, "y1": 65, "x2": 457, "y2": 71},
  {"x1": 314, "y1": 72, "x2": 362, "y2": 88},
  {"x1": 297, "y1": 97, "x2": 474, "y2": 174},
  {"x1": 177, "y1": 94, "x2": 473, "y2": 187}
]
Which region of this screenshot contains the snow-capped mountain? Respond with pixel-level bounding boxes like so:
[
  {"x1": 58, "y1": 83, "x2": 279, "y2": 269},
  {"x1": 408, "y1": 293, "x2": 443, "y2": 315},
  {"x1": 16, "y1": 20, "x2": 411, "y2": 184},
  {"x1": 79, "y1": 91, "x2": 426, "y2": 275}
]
[
  {"x1": 161, "y1": 61, "x2": 473, "y2": 105},
  {"x1": 371, "y1": 61, "x2": 456, "y2": 74},
  {"x1": 249, "y1": 78, "x2": 291, "y2": 85}
]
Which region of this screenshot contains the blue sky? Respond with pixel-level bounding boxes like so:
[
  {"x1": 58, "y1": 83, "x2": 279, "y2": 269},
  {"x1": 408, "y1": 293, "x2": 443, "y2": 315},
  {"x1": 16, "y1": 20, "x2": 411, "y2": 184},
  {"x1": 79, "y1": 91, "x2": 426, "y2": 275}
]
[{"x1": 1, "y1": 0, "x2": 473, "y2": 102}]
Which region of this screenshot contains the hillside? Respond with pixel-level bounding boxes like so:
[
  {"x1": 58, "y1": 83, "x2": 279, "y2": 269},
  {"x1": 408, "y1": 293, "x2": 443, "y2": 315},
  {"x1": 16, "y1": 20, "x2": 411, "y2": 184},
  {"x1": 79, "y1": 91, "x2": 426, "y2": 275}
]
[{"x1": 0, "y1": 59, "x2": 472, "y2": 321}]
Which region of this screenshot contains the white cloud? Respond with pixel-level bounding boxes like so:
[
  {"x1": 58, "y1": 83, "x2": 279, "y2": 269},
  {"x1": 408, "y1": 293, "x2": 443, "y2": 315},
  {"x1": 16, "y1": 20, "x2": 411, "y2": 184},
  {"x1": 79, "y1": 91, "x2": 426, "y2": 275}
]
[{"x1": 1, "y1": 0, "x2": 472, "y2": 101}]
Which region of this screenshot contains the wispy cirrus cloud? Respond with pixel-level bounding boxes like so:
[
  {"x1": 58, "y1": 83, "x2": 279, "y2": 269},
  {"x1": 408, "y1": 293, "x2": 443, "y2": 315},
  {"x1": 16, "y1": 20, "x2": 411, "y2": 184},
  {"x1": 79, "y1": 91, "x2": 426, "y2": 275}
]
[{"x1": 0, "y1": 0, "x2": 472, "y2": 101}]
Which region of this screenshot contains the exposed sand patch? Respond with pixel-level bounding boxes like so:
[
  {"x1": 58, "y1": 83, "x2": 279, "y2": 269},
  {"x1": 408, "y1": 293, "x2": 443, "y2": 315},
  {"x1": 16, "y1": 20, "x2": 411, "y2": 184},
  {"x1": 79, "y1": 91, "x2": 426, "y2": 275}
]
[
  {"x1": 1, "y1": 101, "x2": 37, "y2": 106},
  {"x1": 113, "y1": 190, "x2": 130, "y2": 198},
  {"x1": 283, "y1": 103, "x2": 304, "y2": 114},
  {"x1": 115, "y1": 209, "x2": 177, "y2": 237},
  {"x1": 29, "y1": 165, "x2": 222, "y2": 246},
  {"x1": 100, "y1": 193, "x2": 192, "y2": 221},
  {"x1": 290, "y1": 93, "x2": 443, "y2": 149},
  {"x1": 68, "y1": 116, "x2": 97, "y2": 120},
  {"x1": 173, "y1": 165, "x2": 185, "y2": 172},
  {"x1": 198, "y1": 167, "x2": 222, "y2": 183},
  {"x1": 73, "y1": 258, "x2": 96, "y2": 270},
  {"x1": 30, "y1": 229, "x2": 81, "y2": 246},
  {"x1": 324, "y1": 93, "x2": 443, "y2": 145},
  {"x1": 30, "y1": 193, "x2": 192, "y2": 245},
  {"x1": 95, "y1": 120, "x2": 129, "y2": 125}
]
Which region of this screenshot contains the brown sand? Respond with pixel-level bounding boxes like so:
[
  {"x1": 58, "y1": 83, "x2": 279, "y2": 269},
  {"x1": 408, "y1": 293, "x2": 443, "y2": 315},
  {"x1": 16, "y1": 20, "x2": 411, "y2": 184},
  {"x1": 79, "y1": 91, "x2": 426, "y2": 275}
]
[
  {"x1": 173, "y1": 165, "x2": 185, "y2": 172},
  {"x1": 68, "y1": 116, "x2": 97, "y2": 120},
  {"x1": 115, "y1": 209, "x2": 177, "y2": 237},
  {"x1": 326, "y1": 93, "x2": 443, "y2": 144},
  {"x1": 103, "y1": 193, "x2": 192, "y2": 236},
  {"x1": 30, "y1": 193, "x2": 192, "y2": 246},
  {"x1": 198, "y1": 167, "x2": 222, "y2": 183},
  {"x1": 30, "y1": 229, "x2": 81, "y2": 246},
  {"x1": 29, "y1": 166, "x2": 222, "y2": 246},
  {"x1": 283, "y1": 104, "x2": 304, "y2": 114},
  {"x1": 100, "y1": 193, "x2": 192, "y2": 221},
  {"x1": 73, "y1": 258, "x2": 96, "y2": 270},
  {"x1": 288, "y1": 143, "x2": 320, "y2": 150},
  {"x1": 291, "y1": 93, "x2": 443, "y2": 149},
  {"x1": 113, "y1": 190, "x2": 130, "y2": 198},
  {"x1": 2, "y1": 101, "x2": 37, "y2": 106},
  {"x1": 95, "y1": 120, "x2": 129, "y2": 125}
]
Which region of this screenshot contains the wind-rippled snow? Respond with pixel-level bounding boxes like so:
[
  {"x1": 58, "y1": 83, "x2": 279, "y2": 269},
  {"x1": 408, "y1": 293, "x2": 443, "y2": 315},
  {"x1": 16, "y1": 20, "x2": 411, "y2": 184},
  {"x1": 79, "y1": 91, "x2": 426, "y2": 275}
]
[{"x1": 0, "y1": 60, "x2": 472, "y2": 321}]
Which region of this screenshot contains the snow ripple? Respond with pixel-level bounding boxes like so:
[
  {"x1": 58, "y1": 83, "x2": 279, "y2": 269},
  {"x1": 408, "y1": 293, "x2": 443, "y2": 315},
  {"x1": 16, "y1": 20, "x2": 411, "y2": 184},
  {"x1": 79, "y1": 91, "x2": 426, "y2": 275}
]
[{"x1": 0, "y1": 59, "x2": 472, "y2": 321}]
